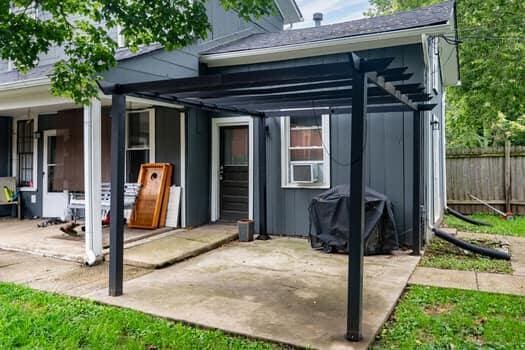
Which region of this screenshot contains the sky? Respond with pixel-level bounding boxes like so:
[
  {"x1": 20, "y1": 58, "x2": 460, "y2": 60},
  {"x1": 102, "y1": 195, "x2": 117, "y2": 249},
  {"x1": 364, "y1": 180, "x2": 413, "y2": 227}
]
[{"x1": 293, "y1": 0, "x2": 371, "y2": 29}]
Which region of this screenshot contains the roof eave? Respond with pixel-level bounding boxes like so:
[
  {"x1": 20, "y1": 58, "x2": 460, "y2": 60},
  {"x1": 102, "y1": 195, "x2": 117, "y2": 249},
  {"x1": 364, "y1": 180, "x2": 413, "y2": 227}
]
[
  {"x1": 274, "y1": 0, "x2": 303, "y2": 25},
  {"x1": 200, "y1": 22, "x2": 454, "y2": 67}
]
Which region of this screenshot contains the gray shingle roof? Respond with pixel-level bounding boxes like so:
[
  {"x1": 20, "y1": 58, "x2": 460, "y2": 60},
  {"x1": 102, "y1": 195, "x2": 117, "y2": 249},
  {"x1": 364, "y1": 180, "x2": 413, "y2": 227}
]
[{"x1": 202, "y1": 1, "x2": 454, "y2": 55}]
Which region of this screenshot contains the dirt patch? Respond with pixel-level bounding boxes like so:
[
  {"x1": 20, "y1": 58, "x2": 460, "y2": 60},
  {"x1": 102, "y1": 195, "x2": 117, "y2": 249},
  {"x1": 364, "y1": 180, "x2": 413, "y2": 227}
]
[
  {"x1": 420, "y1": 237, "x2": 513, "y2": 274},
  {"x1": 424, "y1": 303, "x2": 455, "y2": 316}
]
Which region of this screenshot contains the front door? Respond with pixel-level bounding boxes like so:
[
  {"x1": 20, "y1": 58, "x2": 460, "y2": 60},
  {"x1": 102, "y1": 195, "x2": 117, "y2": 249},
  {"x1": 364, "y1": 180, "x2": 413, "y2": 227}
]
[
  {"x1": 219, "y1": 126, "x2": 249, "y2": 221},
  {"x1": 43, "y1": 130, "x2": 68, "y2": 219}
]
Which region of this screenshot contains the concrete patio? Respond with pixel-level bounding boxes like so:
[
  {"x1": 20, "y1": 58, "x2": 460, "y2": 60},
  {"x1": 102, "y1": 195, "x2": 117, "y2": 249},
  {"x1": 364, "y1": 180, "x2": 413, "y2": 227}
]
[
  {"x1": 88, "y1": 238, "x2": 420, "y2": 349},
  {"x1": 0, "y1": 226, "x2": 420, "y2": 349},
  {"x1": 0, "y1": 218, "x2": 177, "y2": 262}
]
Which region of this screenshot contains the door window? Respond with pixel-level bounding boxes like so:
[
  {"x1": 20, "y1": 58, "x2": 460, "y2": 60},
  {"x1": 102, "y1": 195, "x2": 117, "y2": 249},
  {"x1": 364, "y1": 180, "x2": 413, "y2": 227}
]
[
  {"x1": 222, "y1": 127, "x2": 248, "y2": 166},
  {"x1": 46, "y1": 135, "x2": 64, "y2": 193}
]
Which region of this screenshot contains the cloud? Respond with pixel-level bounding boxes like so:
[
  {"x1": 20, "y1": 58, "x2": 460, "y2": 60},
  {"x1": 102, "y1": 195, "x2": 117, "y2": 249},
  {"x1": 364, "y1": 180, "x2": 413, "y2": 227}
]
[{"x1": 292, "y1": 0, "x2": 370, "y2": 29}]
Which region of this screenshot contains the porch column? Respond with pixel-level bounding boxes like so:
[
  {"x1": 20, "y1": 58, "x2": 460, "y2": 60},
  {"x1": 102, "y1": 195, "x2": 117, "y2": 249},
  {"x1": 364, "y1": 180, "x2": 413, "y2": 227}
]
[
  {"x1": 83, "y1": 99, "x2": 103, "y2": 265},
  {"x1": 109, "y1": 94, "x2": 126, "y2": 297},
  {"x1": 412, "y1": 110, "x2": 422, "y2": 255},
  {"x1": 347, "y1": 56, "x2": 367, "y2": 341},
  {"x1": 257, "y1": 116, "x2": 268, "y2": 238}
]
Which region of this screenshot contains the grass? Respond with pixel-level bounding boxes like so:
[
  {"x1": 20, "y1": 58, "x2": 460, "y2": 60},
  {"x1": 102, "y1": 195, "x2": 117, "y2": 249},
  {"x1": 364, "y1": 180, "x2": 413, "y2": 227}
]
[
  {"x1": 420, "y1": 236, "x2": 513, "y2": 274},
  {"x1": 444, "y1": 213, "x2": 525, "y2": 237},
  {"x1": 0, "y1": 282, "x2": 277, "y2": 350},
  {"x1": 373, "y1": 285, "x2": 525, "y2": 349}
]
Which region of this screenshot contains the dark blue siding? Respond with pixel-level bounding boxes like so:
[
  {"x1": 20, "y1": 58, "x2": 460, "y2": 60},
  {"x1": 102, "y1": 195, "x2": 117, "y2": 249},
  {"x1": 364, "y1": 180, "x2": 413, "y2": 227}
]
[
  {"x1": 155, "y1": 107, "x2": 182, "y2": 186},
  {"x1": 185, "y1": 108, "x2": 211, "y2": 226},
  {"x1": 210, "y1": 44, "x2": 428, "y2": 244}
]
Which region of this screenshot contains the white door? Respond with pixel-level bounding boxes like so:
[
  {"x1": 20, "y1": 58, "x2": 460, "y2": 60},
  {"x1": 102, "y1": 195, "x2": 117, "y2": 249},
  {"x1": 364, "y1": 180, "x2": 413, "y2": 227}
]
[{"x1": 43, "y1": 130, "x2": 68, "y2": 219}]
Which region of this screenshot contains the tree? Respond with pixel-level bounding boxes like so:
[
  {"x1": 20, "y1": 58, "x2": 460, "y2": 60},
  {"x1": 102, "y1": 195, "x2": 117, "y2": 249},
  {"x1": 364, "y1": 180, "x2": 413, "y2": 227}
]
[
  {"x1": 0, "y1": 0, "x2": 275, "y2": 105},
  {"x1": 365, "y1": 0, "x2": 525, "y2": 147}
]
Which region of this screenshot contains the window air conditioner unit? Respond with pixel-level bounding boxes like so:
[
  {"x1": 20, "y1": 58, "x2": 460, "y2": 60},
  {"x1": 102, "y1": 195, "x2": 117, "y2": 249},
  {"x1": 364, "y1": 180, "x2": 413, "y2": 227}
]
[{"x1": 291, "y1": 163, "x2": 318, "y2": 184}]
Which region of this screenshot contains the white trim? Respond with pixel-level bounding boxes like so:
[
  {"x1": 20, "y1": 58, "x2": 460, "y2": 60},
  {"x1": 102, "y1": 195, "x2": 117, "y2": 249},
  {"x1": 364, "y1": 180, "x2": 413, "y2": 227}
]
[
  {"x1": 83, "y1": 100, "x2": 103, "y2": 264},
  {"x1": 42, "y1": 129, "x2": 69, "y2": 219},
  {"x1": 180, "y1": 112, "x2": 187, "y2": 228},
  {"x1": 442, "y1": 91, "x2": 447, "y2": 209},
  {"x1": 273, "y1": 0, "x2": 303, "y2": 25},
  {"x1": 280, "y1": 114, "x2": 331, "y2": 189},
  {"x1": 42, "y1": 129, "x2": 56, "y2": 200},
  {"x1": 116, "y1": 25, "x2": 126, "y2": 48},
  {"x1": 211, "y1": 116, "x2": 254, "y2": 222},
  {"x1": 201, "y1": 23, "x2": 453, "y2": 67},
  {"x1": 11, "y1": 114, "x2": 38, "y2": 192},
  {"x1": 0, "y1": 77, "x2": 50, "y2": 91},
  {"x1": 125, "y1": 108, "x2": 155, "y2": 181}
]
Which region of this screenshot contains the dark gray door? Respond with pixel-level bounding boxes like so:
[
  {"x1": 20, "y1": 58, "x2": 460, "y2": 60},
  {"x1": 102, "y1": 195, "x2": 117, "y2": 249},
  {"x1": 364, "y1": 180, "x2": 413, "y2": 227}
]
[{"x1": 220, "y1": 126, "x2": 249, "y2": 221}]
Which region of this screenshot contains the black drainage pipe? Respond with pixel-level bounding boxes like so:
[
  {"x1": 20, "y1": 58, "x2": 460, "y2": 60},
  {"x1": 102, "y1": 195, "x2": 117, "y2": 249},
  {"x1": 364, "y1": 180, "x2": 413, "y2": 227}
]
[
  {"x1": 446, "y1": 207, "x2": 492, "y2": 227},
  {"x1": 433, "y1": 228, "x2": 511, "y2": 261}
]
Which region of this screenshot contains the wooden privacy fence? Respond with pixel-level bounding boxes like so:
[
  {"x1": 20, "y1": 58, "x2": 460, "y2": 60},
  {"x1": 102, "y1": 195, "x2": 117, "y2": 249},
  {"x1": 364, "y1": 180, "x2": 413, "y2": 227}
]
[{"x1": 446, "y1": 144, "x2": 525, "y2": 215}]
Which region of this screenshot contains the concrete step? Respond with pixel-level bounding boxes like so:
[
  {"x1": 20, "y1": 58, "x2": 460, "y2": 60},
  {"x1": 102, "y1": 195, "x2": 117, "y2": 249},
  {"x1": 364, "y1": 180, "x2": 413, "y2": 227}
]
[{"x1": 122, "y1": 224, "x2": 238, "y2": 269}]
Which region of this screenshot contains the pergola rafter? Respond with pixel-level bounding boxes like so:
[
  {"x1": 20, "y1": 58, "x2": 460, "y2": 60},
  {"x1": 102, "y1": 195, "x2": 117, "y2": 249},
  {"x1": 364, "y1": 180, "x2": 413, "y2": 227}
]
[{"x1": 102, "y1": 52, "x2": 431, "y2": 342}]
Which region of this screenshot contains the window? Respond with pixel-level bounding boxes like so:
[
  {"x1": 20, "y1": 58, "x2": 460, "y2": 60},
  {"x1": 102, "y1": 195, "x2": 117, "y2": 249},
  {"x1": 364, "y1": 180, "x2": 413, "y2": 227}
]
[
  {"x1": 281, "y1": 114, "x2": 330, "y2": 188},
  {"x1": 16, "y1": 120, "x2": 35, "y2": 188},
  {"x1": 126, "y1": 109, "x2": 155, "y2": 182}
]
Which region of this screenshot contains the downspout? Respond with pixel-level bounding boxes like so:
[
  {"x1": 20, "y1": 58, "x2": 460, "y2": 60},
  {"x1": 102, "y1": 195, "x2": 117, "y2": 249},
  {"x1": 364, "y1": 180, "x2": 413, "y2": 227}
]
[{"x1": 83, "y1": 100, "x2": 103, "y2": 266}]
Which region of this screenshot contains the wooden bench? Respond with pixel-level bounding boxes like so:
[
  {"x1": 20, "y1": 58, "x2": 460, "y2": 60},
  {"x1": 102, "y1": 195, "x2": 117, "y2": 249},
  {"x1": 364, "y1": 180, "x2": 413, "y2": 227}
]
[
  {"x1": 68, "y1": 183, "x2": 140, "y2": 221},
  {"x1": 0, "y1": 177, "x2": 21, "y2": 220}
]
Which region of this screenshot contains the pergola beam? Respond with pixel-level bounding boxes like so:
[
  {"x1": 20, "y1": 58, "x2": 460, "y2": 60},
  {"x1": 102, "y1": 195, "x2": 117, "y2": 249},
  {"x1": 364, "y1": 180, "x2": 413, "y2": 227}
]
[
  {"x1": 133, "y1": 92, "x2": 266, "y2": 117},
  {"x1": 114, "y1": 62, "x2": 353, "y2": 95},
  {"x1": 263, "y1": 104, "x2": 423, "y2": 117},
  {"x1": 368, "y1": 72, "x2": 418, "y2": 111},
  {"x1": 219, "y1": 93, "x2": 430, "y2": 111},
  {"x1": 194, "y1": 84, "x2": 424, "y2": 105},
  {"x1": 346, "y1": 56, "x2": 367, "y2": 342}
]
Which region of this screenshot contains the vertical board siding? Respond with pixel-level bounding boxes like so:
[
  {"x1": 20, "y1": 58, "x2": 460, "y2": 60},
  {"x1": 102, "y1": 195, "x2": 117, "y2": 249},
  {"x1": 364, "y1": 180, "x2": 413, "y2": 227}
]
[
  {"x1": 241, "y1": 45, "x2": 425, "y2": 245},
  {"x1": 446, "y1": 147, "x2": 525, "y2": 214},
  {"x1": 155, "y1": 107, "x2": 182, "y2": 186},
  {"x1": 185, "y1": 108, "x2": 211, "y2": 226}
]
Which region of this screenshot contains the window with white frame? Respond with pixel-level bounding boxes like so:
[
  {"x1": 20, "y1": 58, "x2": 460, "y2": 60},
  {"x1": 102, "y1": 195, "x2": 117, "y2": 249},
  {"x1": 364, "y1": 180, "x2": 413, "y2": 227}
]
[
  {"x1": 126, "y1": 109, "x2": 155, "y2": 182},
  {"x1": 281, "y1": 114, "x2": 330, "y2": 188}
]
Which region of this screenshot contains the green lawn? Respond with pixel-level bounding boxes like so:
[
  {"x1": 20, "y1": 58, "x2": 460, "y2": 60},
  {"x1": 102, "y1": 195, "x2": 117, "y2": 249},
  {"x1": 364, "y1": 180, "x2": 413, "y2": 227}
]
[
  {"x1": 374, "y1": 285, "x2": 525, "y2": 349},
  {"x1": 420, "y1": 236, "x2": 513, "y2": 274},
  {"x1": 444, "y1": 213, "x2": 525, "y2": 237},
  {"x1": 0, "y1": 282, "x2": 277, "y2": 350}
]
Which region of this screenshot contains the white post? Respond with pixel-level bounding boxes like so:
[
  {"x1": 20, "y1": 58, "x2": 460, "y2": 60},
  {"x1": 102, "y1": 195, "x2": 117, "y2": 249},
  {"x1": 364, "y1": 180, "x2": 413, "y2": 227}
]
[{"x1": 83, "y1": 99, "x2": 103, "y2": 265}]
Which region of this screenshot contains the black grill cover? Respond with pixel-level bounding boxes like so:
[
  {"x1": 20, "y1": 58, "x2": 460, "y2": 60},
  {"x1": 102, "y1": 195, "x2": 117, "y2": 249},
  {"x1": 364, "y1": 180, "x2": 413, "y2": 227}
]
[{"x1": 308, "y1": 185, "x2": 399, "y2": 255}]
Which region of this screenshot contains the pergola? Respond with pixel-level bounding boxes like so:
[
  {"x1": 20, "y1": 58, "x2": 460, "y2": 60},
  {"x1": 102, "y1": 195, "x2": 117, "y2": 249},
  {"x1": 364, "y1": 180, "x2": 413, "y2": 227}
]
[{"x1": 100, "y1": 52, "x2": 433, "y2": 341}]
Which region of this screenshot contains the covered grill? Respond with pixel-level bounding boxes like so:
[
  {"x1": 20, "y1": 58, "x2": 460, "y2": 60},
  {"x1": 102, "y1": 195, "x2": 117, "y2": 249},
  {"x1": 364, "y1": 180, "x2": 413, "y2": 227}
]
[{"x1": 309, "y1": 186, "x2": 399, "y2": 255}]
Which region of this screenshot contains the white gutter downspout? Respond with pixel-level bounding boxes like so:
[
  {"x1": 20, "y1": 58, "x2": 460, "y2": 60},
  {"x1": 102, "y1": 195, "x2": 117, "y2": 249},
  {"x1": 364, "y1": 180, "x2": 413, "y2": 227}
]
[{"x1": 83, "y1": 99, "x2": 103, "y2": 265}]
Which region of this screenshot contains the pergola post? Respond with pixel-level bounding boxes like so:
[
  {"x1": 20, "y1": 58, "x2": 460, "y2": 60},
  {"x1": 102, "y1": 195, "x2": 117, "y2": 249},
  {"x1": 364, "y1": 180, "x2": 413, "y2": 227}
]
[
  {"x1": 83, "y1": 99, "x2": 103, "y2": 265},
  {"x1": 412, "y1": 110, "x2": 422, "y2": 255},
  {"x1": 109, "y1": 94, "x2": 126, "y2": 297},
  {"x1": 346, "y1": 57, "x2": 367, "y2": 341},
  {"x1": 257, "y1": 116, "x2": 268, "y2": 239}
]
